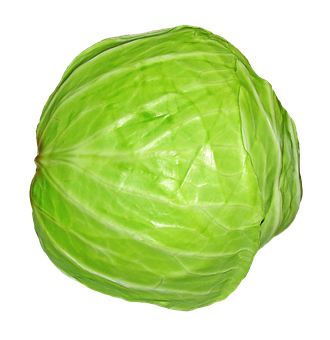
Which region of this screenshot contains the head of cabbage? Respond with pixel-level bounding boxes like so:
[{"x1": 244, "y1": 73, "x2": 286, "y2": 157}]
[{"x1": 30, "y1": 25, "x2": 302, "y2": 311}]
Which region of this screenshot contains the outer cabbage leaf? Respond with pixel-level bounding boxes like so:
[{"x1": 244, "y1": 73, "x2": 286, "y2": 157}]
[{"x1": 30, "y1": 25, "x2": 301, "y2": 310}]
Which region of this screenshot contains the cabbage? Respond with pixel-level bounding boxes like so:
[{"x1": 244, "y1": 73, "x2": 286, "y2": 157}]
[{"x1": 30, "y1": 25, "x2": 302, "y2": 311}]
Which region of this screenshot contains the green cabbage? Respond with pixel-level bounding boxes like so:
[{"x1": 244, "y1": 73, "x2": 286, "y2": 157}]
[{"x1": 30, "y1": 25, "x2": 302, "y2": 311}]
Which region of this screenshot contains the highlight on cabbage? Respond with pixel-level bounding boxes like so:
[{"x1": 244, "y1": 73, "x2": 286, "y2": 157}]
[{"x1": 30, "y1": 25, "x2": 302, "y2": 311}]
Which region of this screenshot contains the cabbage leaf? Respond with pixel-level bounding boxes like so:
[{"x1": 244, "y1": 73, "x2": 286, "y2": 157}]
[{"x1": 30, "y1": 25, "x2": 302, "y2": 310}]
